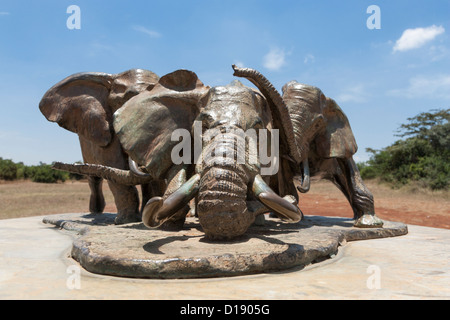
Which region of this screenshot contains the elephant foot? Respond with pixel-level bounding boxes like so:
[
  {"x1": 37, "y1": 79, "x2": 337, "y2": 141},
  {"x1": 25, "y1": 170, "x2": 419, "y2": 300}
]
[
  {"x1": 252, "y1": 214, "x2": 266, "y2": 226},
  {"x1": 89, "y1": 195, "x2": 106, "y2": 214},
  {"x1": 114, "y1": 212, "x2": 141, "y2": 225},
  {"x1": 354, "y1": 214, "x2": 384, "y2": 228}
]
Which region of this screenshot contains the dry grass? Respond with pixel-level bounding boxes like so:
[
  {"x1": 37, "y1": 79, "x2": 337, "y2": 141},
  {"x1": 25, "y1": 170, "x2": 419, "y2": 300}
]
[
  {"x1": 0, "y1": 180, "x2": 117, "y2": 220},
  {"x1": 307, "y1": 178, "x2": 450, "y2": 209}
]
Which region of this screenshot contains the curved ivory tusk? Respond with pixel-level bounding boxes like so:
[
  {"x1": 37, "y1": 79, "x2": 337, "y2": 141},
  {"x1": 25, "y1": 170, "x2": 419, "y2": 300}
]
[
  {"x1": 142, "y1": 174, "x2": 200, "y2": 228},
  {"x1": 252, "y1": 174, "x2": 302, "y2": 223},
  {"x1": 297, "y1": 159, "x2": 310, "y2": 193},
  {"x1": 128, "y1": 158, "x2": 151, "y2": 178}
]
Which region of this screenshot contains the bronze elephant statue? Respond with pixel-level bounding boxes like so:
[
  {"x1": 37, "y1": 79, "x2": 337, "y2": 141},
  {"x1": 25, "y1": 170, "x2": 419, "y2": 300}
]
[
  {"x1": 39, "y1": 69, "x2": 160, "y2": 224},
  {"x1": 46, "y1": 65, "x2": 383, "y2": 240},
  {"x1": 278, "y1": 80, "x2": 383, "y2": 228}
]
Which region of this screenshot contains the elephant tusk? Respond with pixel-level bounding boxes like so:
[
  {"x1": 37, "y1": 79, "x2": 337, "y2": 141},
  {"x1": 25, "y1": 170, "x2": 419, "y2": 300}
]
[
  {"x1": 252, "y1": 174, "x2": 302, "y2": 223},
  {"x1": 297, "y1": 159, "x2": 310, "y2": 193},
  {"x1": 142, "y1": 173, "x2": 200, "y2": 228},
  {"x1": 128, "y1": 158, "x2": 151, "y2": 178}
]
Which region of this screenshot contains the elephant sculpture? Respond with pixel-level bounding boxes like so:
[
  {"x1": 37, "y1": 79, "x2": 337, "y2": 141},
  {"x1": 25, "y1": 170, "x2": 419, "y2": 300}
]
[
  {"x1": 39, "y1": 69, "x2": 160, "y2": 224},
  {"x1": 49, "y1": 65, "x2": 383, "y2": 240},
  {"x1": 279, "y1": 80, "x2": 383, "y2": 228}
]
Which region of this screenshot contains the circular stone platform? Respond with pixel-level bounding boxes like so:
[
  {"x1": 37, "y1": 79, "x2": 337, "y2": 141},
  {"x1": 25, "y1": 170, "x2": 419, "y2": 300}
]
[{"x1": 43, "y1": 213, "x2": 407, "y2": 279}]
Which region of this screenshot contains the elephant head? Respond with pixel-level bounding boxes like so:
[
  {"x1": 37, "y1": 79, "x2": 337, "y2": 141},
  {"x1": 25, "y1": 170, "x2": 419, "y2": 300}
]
[
  {"x1": 278, "y1": 81, "x2": 357, "y2": 191},
  {"x1": 113, "y1": 67, "x2": 303, "y2": 240},
  {"x1": 39, "y1": 69, "x2": 160, "y2": 148},
  {"x1": 282, "y1": 81, "x2": 357, "y2": 159}
]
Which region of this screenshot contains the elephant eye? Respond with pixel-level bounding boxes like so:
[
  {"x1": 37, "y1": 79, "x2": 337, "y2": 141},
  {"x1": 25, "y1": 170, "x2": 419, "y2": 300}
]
[
  {"x1": 198, "y1": 113, "x2": 214, "y2": 129},
  {"x1": 113, "y1": 83, "x2": 127, "y2": 94},
  {"x1": 252, "y1": 118, "x2": 264, "y2": 129}
]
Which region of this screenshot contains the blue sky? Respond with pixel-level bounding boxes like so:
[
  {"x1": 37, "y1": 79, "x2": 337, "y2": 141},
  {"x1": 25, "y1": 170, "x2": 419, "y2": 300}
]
[{"x1": 1, "y1": 0, "x2": 449, "y2": 165}]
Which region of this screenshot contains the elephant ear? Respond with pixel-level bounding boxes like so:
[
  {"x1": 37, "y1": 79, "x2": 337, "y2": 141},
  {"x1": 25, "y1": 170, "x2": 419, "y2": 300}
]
[
  {"x1": 315, "y1": 97, "x2": 358, "y2": 159},
  {"x1": 39, "y1": 72, "x2": 114, "y2": 147},
  {"x1": 113, "y1": 70, "x2": 209, "y2": 179}
]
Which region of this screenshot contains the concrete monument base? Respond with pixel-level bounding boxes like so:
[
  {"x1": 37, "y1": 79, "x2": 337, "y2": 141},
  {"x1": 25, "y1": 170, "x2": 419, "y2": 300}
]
[
  {"x1": 41, "y1": 213, "x2": 407, "y2": 279},
  {"x1": 1, "y1": 213, "x2": 449, "y2": 300}
]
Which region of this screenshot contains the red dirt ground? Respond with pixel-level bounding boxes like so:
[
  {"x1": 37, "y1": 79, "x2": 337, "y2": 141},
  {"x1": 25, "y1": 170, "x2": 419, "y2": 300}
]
[{"x1": 299, "y1": 180, "x2": 450, "y2": 229}]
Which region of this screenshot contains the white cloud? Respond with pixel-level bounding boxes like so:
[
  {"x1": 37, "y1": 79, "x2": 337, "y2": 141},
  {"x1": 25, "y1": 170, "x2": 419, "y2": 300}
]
[
  {"x1": 388, "y1": 74, "x2": 450, "y2": 100},
  {"x1": 393, "y1": 25, "x2": 445, "y2": 52},
  {"x1": 429, "y1": 45, "x2": 449, "y2": 62},
  {"x1": 86, "y1": 41, "x2": 115, "y2": 57},
  {"x1": 336, "y1": 85, "x2": 367, "y2": 103},
  {"x1": 132, "y1": 25, "x2": 162, "y2": 38},
  {"x1": 0, "y1": 11, "x2": 10, "y2": 15},
  {"x1": 263, "y1": 48, "x2": 286, "y2": 71},
  {"x1": 303, "y1": 54, "x2": 315, "y2": 64}
]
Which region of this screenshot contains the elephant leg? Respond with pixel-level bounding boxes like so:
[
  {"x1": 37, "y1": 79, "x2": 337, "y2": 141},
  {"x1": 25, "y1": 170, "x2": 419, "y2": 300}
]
[
  {"x1": 107, "y1": 181, "x2": 140, "y2": 225},
  {"x1": 88, "y1": 176, "x2": 105, "y2": 214},
  {"x1": 140, "y1": 183, "x2": 152, "y2": 215},
  {"x1": 331, "y1": 157, "x2": 383, "y2": 228}
]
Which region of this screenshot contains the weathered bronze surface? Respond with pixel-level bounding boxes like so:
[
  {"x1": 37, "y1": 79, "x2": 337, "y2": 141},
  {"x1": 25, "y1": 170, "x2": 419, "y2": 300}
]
[
  {"x1": 40, "y1": 69, "x2": 160, "y2": 225},
  {"x1": 43, "y1": 213, "x2": 407, "y2": 279},
  {"x1": 41, "y1": 65, "x2": 384, "y2": 241}
]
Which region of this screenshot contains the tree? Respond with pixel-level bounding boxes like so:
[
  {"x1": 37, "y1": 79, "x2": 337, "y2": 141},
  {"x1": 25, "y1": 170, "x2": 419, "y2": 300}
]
[
  {"x1": 360, "y1": 108, "x2": 449, "y2": 190},
  {"x1": 396, "y1": 108, "x2": 449, "y2": 139}
]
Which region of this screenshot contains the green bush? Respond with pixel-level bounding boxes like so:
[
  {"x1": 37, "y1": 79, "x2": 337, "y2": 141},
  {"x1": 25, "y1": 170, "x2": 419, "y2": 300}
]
[
  {"x1": 358, "y1": 162, "x2": 378, "y2": 180},
  {"x1": 0, "y1": 158, "x2": 17, "y2": 181},
  {"x1": 31, "y1": 163, "x2": 69, "y2": 183},
  {"x1": 0, "y1": 159, "x2": 75, "y2": 183}
]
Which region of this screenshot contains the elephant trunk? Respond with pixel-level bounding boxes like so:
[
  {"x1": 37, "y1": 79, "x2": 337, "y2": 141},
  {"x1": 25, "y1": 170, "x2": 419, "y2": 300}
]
[
  {"x1": 52, "y1": 162, "x2": 152, "y2": 185},
  {"x1": 196, "y1": 131, "x2": 255, "y2": 240},
  {"x1": 232, "y1": 65, "x2": 302, "y2": 164},
  {"x1": 232, "y1": 65, "x2": 314, "y2": 195}
]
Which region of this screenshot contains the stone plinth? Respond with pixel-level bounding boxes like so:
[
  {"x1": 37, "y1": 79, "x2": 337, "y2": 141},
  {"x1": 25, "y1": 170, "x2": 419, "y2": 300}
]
[{"x1": 42, "y1": 213, "x2": 407, "y2": 279}]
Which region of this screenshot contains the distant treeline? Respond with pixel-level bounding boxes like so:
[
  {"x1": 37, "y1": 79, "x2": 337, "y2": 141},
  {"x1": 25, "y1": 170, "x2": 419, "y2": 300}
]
[
  {"x1": 0, "y1": 159, "x2": 83, "y2": 183},
  {"x1": 358, "y1": 108, "x2": 449, "y2": 190}
]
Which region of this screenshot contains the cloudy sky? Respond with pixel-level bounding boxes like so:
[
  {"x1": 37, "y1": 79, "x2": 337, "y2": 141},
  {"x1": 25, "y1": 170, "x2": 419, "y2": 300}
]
[{"x1": 0, "y1": 0, "x2": 449, "y2": 165}]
